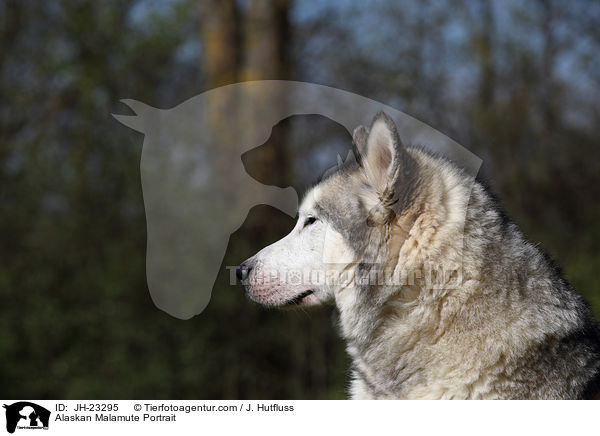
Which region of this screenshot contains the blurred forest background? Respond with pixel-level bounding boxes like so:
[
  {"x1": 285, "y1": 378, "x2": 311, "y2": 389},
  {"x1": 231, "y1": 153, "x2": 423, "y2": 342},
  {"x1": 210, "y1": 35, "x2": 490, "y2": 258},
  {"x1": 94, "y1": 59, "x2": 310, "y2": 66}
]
[{"x1": 1, "y1": 0, "x2": 600, "y2": 399}]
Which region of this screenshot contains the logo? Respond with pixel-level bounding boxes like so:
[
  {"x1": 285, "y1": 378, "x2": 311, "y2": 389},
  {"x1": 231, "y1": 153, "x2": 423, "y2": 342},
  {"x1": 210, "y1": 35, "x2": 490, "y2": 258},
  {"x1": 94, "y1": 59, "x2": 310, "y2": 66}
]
[
  {"x1": 112, "y1": 80, "x2": 481, "y2": 320},
  {"x1": 3, "y1": 402, "x2": 50, "y2": 434}
]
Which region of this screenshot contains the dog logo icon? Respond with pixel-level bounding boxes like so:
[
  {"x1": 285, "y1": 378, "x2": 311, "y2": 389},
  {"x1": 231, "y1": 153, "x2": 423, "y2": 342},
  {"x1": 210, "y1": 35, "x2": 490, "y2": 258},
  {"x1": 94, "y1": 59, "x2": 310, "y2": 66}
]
[
  {"x1": 113, "y1": 80, "x2": 481, "y2": 320},
  {"x1": 3, "y1": 402, "x2": 50, "y2": 434}
]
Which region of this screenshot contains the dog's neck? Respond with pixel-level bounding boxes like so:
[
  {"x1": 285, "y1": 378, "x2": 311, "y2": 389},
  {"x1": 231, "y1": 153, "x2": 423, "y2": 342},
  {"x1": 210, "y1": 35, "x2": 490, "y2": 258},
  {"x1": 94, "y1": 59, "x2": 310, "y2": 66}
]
[{"x1": 334, "y1": 163, "x2": 475, "y2": 398}]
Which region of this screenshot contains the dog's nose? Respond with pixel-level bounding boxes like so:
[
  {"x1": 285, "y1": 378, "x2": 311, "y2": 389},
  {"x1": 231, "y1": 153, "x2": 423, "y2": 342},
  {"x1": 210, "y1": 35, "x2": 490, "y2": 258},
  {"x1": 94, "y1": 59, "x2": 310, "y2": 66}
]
[{"x1": 236, "y1": 263, "x2": 252, "y2": 282}]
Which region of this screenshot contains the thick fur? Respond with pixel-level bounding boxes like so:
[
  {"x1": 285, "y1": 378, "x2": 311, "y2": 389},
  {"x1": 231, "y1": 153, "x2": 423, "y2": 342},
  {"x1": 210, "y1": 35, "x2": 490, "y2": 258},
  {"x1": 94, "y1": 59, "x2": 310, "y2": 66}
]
[{"x1": 239, "y1": 112, "x2": 600, "y2": 399}]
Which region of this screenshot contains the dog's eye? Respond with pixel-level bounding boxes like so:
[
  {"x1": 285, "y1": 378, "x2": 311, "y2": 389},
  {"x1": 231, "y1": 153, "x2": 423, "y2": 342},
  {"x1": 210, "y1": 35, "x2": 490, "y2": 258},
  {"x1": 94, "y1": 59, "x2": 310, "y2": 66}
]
[{"x1": 303, "y1": 216, "x2": 317, "y2": 228}]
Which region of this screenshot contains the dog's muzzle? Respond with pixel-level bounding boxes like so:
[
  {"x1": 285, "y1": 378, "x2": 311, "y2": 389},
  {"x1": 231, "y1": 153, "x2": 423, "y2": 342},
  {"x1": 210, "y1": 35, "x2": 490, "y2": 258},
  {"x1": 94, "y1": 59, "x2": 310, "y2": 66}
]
[{"x1": 236, "y1": 261, "x2": 253, "y2": 282}]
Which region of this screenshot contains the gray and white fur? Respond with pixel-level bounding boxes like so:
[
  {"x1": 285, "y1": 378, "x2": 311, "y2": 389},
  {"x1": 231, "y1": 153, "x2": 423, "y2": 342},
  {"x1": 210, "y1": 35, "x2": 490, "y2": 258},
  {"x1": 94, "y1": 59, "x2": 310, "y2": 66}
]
[{"x1": 237, "y1": 112, "x2": 600, "y2": 399}]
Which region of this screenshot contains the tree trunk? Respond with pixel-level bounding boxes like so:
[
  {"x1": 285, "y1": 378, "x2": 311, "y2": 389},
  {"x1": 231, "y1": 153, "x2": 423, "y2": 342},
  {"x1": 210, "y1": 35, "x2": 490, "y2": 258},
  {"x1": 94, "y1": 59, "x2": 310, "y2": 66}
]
[{"x1": 200, "y1": 0, "x2": 240, "y2": 88}]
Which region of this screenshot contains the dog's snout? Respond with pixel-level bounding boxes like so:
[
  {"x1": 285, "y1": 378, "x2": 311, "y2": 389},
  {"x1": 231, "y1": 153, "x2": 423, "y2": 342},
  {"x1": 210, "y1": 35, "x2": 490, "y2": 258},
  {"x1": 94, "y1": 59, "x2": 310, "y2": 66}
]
[{"x1": 236, "y1": 262, "x2": 253, "y2": 282}]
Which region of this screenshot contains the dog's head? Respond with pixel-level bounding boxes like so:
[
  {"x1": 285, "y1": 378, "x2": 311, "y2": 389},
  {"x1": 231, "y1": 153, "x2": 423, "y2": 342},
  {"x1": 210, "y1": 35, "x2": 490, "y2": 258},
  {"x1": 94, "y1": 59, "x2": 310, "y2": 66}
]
[{"x1": 237, "y1": 112, "x2": 418, "y2": 307}]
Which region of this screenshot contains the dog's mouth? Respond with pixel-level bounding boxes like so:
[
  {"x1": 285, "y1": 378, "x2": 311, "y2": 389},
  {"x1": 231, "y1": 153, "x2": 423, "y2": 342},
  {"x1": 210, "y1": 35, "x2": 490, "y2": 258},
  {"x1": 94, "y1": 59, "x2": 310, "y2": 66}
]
[{"x1": 284, "y1": 290, "x2": 315, "y2": 306}]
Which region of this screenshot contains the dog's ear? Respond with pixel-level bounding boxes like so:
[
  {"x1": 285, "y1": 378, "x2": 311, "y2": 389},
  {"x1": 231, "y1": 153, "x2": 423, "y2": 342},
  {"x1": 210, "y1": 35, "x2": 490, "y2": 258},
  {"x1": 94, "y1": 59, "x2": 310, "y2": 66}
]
[{"x1": 361, "y1": 112, "x2": 404, "y2": 193}]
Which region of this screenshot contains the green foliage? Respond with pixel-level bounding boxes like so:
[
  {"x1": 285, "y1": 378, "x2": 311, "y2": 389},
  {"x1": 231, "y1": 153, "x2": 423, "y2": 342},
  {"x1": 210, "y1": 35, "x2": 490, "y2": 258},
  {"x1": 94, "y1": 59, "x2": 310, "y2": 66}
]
[{"x1": 1, "y1": 0, "x2": 599, "y2": 398}]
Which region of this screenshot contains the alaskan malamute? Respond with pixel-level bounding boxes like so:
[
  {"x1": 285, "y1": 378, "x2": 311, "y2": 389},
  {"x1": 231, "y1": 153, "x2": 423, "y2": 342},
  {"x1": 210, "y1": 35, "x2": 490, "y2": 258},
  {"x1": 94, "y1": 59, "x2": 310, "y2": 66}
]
[{"x1": 237, "y1": 112, "x2": 600, "y2": 399}]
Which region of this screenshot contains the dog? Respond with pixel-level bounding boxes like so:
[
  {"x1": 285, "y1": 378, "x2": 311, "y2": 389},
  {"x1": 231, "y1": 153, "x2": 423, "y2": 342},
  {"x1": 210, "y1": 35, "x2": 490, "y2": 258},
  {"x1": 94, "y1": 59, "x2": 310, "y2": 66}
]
[{"x1": 237, "y1": 112, "x2": 600, "y2": 399}]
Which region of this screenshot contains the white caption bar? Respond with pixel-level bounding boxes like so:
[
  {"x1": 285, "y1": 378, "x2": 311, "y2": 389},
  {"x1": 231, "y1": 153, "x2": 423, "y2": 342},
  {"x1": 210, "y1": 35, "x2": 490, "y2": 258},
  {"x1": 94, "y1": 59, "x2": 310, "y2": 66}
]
[{"x1": 0, "y1": 400, "x2": 597, "y2": 436}]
